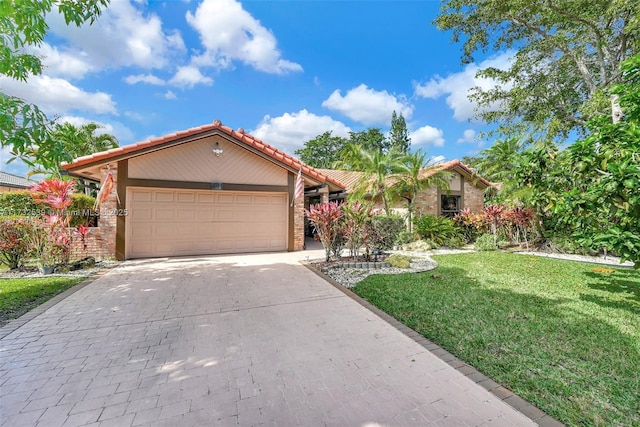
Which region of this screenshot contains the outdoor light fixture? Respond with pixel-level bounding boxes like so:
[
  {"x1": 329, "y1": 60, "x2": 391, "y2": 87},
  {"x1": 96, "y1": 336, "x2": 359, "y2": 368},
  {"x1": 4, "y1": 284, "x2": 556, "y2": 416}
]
[{"x1": 212, "y1": 142, "x2": 223, "y2": 157}]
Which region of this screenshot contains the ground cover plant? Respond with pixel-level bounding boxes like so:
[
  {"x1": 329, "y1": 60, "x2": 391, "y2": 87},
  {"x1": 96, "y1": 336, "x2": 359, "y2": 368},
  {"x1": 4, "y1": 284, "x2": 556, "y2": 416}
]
[
  {"x1": 0, "y1": 277, "x2": 85, "y2": 326},
  {"x1": 353, "y1": 251, "x2": 639, "y2": 426}
]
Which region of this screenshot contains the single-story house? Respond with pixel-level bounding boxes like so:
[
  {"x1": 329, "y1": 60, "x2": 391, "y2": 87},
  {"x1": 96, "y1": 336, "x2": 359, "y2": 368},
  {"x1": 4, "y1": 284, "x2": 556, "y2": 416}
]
[
  {"x1": 62, "y1": 120, "x2": 346, "y2": 260},
  {"x1": 317, "y1": 159, "x2": 493, "y2": 217},
  {"x1": 0, "y1": 171, "x2": 34, "y2": 193}
]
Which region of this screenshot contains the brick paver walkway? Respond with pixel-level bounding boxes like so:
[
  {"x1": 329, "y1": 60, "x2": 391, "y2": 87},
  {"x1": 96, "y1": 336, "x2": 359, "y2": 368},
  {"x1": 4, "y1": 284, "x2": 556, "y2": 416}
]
[{"x1": 1, "y1": 251, "x2": 537, "y2": 426}]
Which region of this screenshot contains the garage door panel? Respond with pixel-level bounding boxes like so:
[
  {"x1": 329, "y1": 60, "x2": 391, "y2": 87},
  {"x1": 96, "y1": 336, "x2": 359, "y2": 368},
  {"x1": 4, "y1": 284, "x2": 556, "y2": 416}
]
[{"x1": 127, "y1": 187, "x2": 287, "y2": 258}]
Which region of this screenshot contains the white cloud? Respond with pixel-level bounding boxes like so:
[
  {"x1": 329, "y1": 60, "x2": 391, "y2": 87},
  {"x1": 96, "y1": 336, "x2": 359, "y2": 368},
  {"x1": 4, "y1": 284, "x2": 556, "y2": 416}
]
[
  {"x1": 457, "y1": 129, "x2": 477, "y2": 144},
  {"x1": 322, "y1": 84, "x2": 413, "y2": 126},
  {"x1": 0, "y1": 75, "x2": 117, "y2": 115},
  {"x1": 47, "y1": 0, "x2": 185, "y2": 71},
  {"x1": 29, "y1": 43, "x2": 94, "y2": 79},
  {"x1": 414, "y1": 51, "x2": 514, "y2": 121},
  {"x1": 168, "y1": 66, "x2": 213, "y2": 88},
  {"x1": 163, "y1": 90, "x2": 177, "y2": 100},
  {"x1": 410, "y1": 125, "x2": 445, "y2": 147},
  {"x1": 251, "y1": 109, "x2": 351, "y2": 154},
  {"x1": 125, "y1": 73, "x2": 166, "y2": 85},
  {"x1": 185, "y1": 0, "x2": 302, "y2": 74}
]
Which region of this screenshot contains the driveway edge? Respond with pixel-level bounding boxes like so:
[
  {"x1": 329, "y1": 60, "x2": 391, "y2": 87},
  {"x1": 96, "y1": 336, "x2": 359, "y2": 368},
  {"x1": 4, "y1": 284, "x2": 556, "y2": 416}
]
[
  {"x1": 302, "y1": 261, "x2": 565, "y2": 427},
  {"x1": 0, "y1": 268, "x2": 113, "y2": 340}
]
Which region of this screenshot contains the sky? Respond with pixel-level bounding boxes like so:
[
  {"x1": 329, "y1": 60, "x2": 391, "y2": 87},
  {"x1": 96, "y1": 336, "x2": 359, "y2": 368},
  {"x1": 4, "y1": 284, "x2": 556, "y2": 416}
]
[{"x1": 0, "y1": 0, "x2": 514, "y2": 178}]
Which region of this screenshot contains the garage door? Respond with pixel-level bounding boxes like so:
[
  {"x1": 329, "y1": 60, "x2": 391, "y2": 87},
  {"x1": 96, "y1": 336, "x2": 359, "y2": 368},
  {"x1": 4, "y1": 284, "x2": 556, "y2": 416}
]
[{"x1": 126, "y1": 187, "x2": 288, "y2": 258}]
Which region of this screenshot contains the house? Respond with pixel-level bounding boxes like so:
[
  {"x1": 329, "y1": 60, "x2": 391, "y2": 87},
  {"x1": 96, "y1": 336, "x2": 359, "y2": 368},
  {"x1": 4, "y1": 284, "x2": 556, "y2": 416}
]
[
  {"x1": 318, "y1": 159, "x2": 493, "y2": 217},
  {"x1": 0, "y1": 171, "x2": 34, "y2": 193},
  {"x1": 62, "y1": 120, "x2": 345, "y2": 260}
]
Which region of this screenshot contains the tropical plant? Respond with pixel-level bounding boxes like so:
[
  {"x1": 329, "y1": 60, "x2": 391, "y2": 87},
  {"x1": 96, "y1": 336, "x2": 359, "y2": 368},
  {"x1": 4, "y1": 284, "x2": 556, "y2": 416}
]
[
  {"x1": 0, "y1": 218, "x2": 36, "y2": 269},
  {"x1": 483, "y1": 204, "x2": 504, "y2": 246},
  {"x1": 413, "y1": 214, "x2": 461, "y2": 246},
  {"x1": 453, "y1": 208, "x2": 486, "y2": 243},
  {"x1": 370, "y1": 215, "x2": 405, "y2": 251},
  {"x1": 341, "y1": 201, "x2": 373, "y2": 260},
  {"x1": 474, "y1": 233, "x2": 498, "y2": 251},
  {"x1": 305, "y1": 201, "x2": 344, "y2": 262}
]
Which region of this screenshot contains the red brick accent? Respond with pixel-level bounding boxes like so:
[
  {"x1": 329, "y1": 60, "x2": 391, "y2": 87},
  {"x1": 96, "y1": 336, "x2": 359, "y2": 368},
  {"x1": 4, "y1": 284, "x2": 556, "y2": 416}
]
[
  {"x1": 414, "y1": 186, "x2": 439, "y2": 216},
  {"x1": 294, "y1": 195, "x2": 304, "y2": 251},
  {"x1": 463, "y1": 180, "x2": 485, "y2": 213},
  {"x1": 68, "y1": 227, "x2": 113, "y2": 260}
]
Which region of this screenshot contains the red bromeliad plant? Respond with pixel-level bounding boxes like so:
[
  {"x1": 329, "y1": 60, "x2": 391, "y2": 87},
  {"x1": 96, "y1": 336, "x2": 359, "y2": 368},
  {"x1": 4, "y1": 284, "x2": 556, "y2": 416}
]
[
  {"x1": 506, "y1": 207, "x2": 535, "y2": 249},
  {"x1": 341, "y1": 201, "x2": 373, "y2": 260},
  {"x1": 75, "y1": 225, "x2": 90, "y2": 253},
  {"x1": 483, "y1": 204, "x2": 504, "y2": 245},
  {"x1": 29, "y1": 179, "x2": 76, "y2": 267},
  {"x1": 305, "y1": 201, "x2": 343, "y2": 261}
]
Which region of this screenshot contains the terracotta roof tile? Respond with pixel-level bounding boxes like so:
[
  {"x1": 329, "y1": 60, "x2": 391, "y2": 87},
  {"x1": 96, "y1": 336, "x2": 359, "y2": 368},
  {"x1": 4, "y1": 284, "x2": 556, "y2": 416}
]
[{"x1": 62, "y1": 120, "x2": 346, "y2": 190}]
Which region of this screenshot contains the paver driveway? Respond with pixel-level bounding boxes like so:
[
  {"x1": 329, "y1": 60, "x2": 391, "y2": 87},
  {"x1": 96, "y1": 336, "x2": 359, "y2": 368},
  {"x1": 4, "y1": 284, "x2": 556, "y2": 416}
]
[{"x1": 0, "y1": 251, "x2": 537, "y2": 426}]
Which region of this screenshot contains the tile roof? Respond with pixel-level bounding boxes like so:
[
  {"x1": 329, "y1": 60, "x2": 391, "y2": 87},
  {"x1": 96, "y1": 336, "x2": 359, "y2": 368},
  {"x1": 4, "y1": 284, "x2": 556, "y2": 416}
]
[
  {"x1": 0, "y1": 171, "x2": 34, "y2": 189},
  {"x1": 62, "y1": 120, "x2": 346, "y2": 190},
  {"x1": 316, "y1": 169, "x2": 365, "y2": 192}
]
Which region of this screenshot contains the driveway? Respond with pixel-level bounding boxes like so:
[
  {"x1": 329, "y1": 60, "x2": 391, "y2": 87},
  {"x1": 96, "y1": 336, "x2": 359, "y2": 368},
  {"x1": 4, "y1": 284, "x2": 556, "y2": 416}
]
[{"x1": 0, "y1": 251, "x2": 537, "y2": 426}]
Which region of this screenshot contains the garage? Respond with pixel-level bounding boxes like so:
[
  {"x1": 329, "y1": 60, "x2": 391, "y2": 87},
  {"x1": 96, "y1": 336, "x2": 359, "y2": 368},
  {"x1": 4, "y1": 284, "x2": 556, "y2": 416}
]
[
  {"x1": 62, "y1": 120, "x2": 345, "y2": 260},
  {"x1": 127, "y1": 187, "x2": 288, "y2": 258}
]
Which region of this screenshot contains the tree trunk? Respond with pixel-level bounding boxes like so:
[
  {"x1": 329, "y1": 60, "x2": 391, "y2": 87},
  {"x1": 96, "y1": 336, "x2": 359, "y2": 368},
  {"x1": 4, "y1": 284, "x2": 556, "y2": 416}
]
[{"x1": 611, "y1": 94, "x2": 624, "y2": 123}]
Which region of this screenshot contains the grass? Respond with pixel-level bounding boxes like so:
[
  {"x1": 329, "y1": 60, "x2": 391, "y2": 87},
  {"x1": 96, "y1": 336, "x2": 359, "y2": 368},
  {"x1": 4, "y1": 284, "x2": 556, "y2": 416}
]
[
  {"x1": 0, "y1": 276, "x2": 86, "y2": 326},
  {"x1": 353, "y1": 251, "x2": 640, "y2": 426}
]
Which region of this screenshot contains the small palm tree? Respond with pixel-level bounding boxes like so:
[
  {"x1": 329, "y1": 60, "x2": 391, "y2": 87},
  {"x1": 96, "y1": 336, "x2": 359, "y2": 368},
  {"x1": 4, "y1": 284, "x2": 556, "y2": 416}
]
[
  {"x1": 389, "y1": 151, "x2": 451, "y2": 231},
  {"x1": 334, "y1": 144, "x2": 405, "y2": 215}
]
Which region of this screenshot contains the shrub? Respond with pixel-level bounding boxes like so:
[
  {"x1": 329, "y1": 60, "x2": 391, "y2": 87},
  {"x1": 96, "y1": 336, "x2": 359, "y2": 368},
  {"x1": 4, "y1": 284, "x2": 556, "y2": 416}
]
[
  {"x1": 68, "y1": 194, "x2": 98, "y2": 227},
  {"x1": 475, "y1": 233, "x2": 498, "y2": 251},
  {"x1": 453, "y1": 208, "x2": 486, "y2": 243},
  {"x1": 0, "y1": 191, "x2": 40, "y2": 217},
  {"x1": 305, "y1": 201, "x2": 343, "y2": 261},
  {"x1": 413, "y1": 215, "x2": 461, "y2": 246},
  {"x1": 443, "y1": 236, "x2": 465, "y2": 248},
  {"x1": 387, "y1": 254, "x2": 412, "y2": 268},
  {"x1": 371, "y1": 215, "x2": 405, "y2": 250},
  {"x1": 396, "y1": 231, "x2": 418, "y2": 246},
  {"x1": 342, "y1": 201, "x2": 373, "y2": 259},
  {"x1": 0, "y1": 218, "x2": 36, "y2": 269}
]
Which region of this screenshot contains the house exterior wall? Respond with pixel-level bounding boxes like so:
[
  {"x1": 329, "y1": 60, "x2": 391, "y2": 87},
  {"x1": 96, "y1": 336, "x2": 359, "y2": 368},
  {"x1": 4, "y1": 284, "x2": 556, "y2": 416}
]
[
  {"x1": 414, "y1": 186, "x2": 439, "y2": 216},
  {"x1": 0, "y1": 185, "x2": 28, "y2": 193},
  {"x1": 69, "y1": 227, "x2": 113, "y2": 260},
  {"x1": 463, "y1": 179, "x2": 486, "y2": 212},
  {"x1": 97, "y1": 166, "x2": 118, "y2": 260},
  {"x1": 128, "y1": 136, "x2": 287, "y2": 185}
]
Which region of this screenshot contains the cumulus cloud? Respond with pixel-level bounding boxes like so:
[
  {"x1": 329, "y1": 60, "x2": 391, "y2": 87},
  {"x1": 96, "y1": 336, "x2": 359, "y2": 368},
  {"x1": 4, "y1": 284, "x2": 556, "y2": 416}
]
[
  {"x1": 125, "y1": 73, "x2": 166, "y2": 85},
  {"x1": 456, "y1": 129, "x2": 477, "y2": 144},
  {"x1": 0, "y1": 75, "x2": 117, "y2": 115},
  {"x1": 410, "y1": 125, "x2": 445, "y2": 147},
  {"x1": 414, "y1": 51, "x2": 514, "y2": 121},
  {"x1": 28, "y1": 43, "x2": 94, "y2": 79},
  {"x1": 47, "y1": 0, "x2": 185, "y2": 71},
  {"x1": 186, "y1": 0, "x2": 302, "y2": 74},
  {"x1": 168, "y1": 66, "x2": 213, "y2": 88},
  {"x1": 251, "y1": 109, "x2": 351, "y2": 154},
  {"x1": 163, "y1": 90, "x2": 177, "y2": 100},
  {"x1": 322, "y1": 84, "x2": 413, "y2": 126}
]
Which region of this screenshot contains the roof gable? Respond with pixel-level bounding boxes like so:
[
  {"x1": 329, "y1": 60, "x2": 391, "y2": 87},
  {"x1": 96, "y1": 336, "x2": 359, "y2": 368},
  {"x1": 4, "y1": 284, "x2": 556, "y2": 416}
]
[
  {"x1": 0, "y1": 171, "x2": 34, "y2": 189},
  {"x1": 62, "y1": 120, "x2": 345, "y2": 191}
]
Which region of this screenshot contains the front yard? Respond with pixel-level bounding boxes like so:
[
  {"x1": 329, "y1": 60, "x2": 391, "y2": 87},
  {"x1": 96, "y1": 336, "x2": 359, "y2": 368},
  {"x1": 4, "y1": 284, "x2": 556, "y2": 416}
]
[{"x1": 353, "y1": 251, "x2": 639, "y2": 426}]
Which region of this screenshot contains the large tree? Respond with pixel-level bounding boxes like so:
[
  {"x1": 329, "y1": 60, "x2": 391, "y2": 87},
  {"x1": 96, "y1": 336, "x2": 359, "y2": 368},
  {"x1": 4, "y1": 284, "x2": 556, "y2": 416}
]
[
  {"x1": 389, "y1": 111, "x2": 411, "y2": 153},
  {"x1": 294, "y1": 131, "x2": 348, "y2": 168},
  {"x1": 1, "y1": 0, "x2": 109, "y2": 171},
  {"x1": 348, "y1": 128, "x2": 390, "y2": 153},
  {"x1": 435, "y1": 0, "x2": 639, "y2": 140}
]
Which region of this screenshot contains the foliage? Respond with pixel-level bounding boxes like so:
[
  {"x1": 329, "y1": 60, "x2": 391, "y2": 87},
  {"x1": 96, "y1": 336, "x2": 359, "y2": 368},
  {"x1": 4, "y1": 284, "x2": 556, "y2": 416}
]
[
  {"x1": 502, "y1": 206, "x2": 535, "y2": 248},
  {"x1": 370, "y1": 215, "x2": 405, "y2": 250},
  {"x1": 435, "y1": 0, "x2": 639, "y2": 140},
  {"x1": 1, "y1": 0, "x2": 109, "y2": 172},
  {"x1": 464, "y1": 138, "x2": 523, "y2": 185},
  {"x1": 453, "y1": 208, "x2": 486, "y2": 243},
  {"x1": 348, "y1": 128, "x2": 390, "y2": 153},
  {"x1": 396, "y1": 231, "x2": 418, "y2": 246},
  {"x1": 0, "y1": 218, "x2": 36, "y2": 269},
  {"x1": 69, "y1": 193, "x2": 98, "y2": 227},
  {"x1": 294, "y1": 131, "x2": 349, "y2": 169},
  {"x1": 386, "y1": 254, "x2": 412, "y2": 269},
  {"x1": 0, "y1": 190, "x2": 40, "y2": 217},
  {"x1": 341, "y1": 201, "x2": 373, "y2": 260},
  {"x1": 353, "y1": 252, "x2": 640, "y2": 426},
  {"x1": 474, "y1": 233, "x2": 497, "y2": 251},
  {"x1": 388, "y1": 111, "x2": 411, "y2": 153},
  {"x1": 413, "y1": 214, "x2": 461, "y2": 246},
  {"x1": 0, "y1": 276, "x2": 85, "y2": 326},
  {"x1": 305, "y1": 201, "x2": 343, "y2": 261},
  {"x1": 75, "y1": 225, "x2": 90, "y2": 253},
  {"x1": 483, "y1": 204, "x2": 503, "y2": 245}
]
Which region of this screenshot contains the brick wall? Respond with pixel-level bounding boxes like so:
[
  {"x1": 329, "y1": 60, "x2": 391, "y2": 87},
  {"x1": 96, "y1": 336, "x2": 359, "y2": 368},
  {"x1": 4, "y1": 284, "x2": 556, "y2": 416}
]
[
  {"x1": 68, "y1": 227, "x2": 113, "y2": 260},
  {"x1": 414, "y1": 186, "x2": 439, "y2": 216},
  {"x1": 293, "y1": 194, "x2": 304, "y2": 251},
  {"x1": 463, "y1": 180, "x2": 486, "y2": 213}
]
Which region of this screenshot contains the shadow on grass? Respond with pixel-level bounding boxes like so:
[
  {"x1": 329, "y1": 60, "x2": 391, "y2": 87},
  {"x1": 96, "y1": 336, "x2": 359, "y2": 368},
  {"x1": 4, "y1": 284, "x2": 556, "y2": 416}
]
[
  {"x1": 581, "y1": 269, "x2": 640, "y2": 314},
  {"x1": 354, "y1": 265, "x2": 640, "y2": 426}
]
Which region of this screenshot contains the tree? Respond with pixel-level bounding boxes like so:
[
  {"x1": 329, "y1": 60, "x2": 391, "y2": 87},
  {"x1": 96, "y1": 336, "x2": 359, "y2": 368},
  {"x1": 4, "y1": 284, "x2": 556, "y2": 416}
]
[
  {"x1": 1, "y1": 0, "x2": 109, "y2": 171},
  {"x1": 465, "y1": 138, "x2": 522, "y2": 184},
  {"x1": 389, "y1": 111, "x2": 411, "y2": 153},
  {"x1": 348, "y1": 128, "x2": 390, "y2": 153},
  {"x1": 435, "y1": 0, "x2": 639, "y2": 140},
  {"x1": 335, "y1": 145, "x2": 404, "y2": 215},
  {"x1": 294, "y1": 131, "x2": 348, "y2": 168},
  {"x1": 389, "y1": 151, "x2": 451, "y2": 231}
]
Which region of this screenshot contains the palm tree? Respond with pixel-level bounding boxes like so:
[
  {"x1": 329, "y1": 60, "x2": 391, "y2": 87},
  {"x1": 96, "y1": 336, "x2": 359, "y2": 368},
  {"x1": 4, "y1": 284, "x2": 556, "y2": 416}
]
[
  {"x1": 389, "y1": 151, "x2": 451, "y2": 231},
  {"x1": 334, "y1": 144, "x2": 405, "y2": 215}
]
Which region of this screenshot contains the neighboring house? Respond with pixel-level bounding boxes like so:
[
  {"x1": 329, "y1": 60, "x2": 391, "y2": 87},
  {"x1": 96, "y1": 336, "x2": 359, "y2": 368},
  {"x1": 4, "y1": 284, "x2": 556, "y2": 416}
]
[
  {"x1": 62, "y1": 120, "x2": 345, "y2": 260},
  {"x1": 318, "y1": 159, "x2": 493, "y2": 217},
  {"x1": 0, "y1": 171, "x2": 34, "y2": 193}
]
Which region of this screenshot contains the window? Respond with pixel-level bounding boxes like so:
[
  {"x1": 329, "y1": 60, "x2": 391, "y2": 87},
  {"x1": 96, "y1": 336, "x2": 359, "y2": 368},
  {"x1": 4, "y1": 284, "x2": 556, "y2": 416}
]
[{"x1": 441, "y1": 195, "x2": 461, "y2": 217}]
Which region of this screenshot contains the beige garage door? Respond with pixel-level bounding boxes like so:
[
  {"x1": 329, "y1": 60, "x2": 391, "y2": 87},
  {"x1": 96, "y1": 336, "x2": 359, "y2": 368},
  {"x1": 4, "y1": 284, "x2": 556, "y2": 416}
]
[{"x1": 126, "y1": 187, "x2": 288, "y2": 258}]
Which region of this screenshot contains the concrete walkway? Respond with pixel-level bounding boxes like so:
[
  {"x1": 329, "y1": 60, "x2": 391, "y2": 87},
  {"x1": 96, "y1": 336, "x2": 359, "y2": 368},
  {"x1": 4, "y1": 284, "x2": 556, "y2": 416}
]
[{"x1": 1, "y1": 250, "x2": 537, "y2": 426}]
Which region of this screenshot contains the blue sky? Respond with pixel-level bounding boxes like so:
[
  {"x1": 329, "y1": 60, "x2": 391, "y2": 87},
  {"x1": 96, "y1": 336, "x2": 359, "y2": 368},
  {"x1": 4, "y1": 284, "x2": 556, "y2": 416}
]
[{"x1": 1, "y1": 0, "x2": 513, "y2": 177}]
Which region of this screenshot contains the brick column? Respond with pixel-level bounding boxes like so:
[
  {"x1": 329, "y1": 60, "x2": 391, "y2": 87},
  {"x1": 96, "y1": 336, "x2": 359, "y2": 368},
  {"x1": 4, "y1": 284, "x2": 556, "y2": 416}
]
[
  {"x1": 98, "y1": 166, "x2": 118, "y2": 259},
  {"x1": 293, "y1": 195, "x2": 305, "y2": 251}
]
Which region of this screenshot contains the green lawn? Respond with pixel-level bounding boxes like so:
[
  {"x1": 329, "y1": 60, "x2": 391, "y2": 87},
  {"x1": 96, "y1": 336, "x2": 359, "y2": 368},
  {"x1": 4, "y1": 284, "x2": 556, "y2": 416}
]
[
  {"x1": 353, "y1": 252, "x2": 639, "y2": 426},
  {"x1": 0, "y1": 276, "x2": 86, "y2": 326}
]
